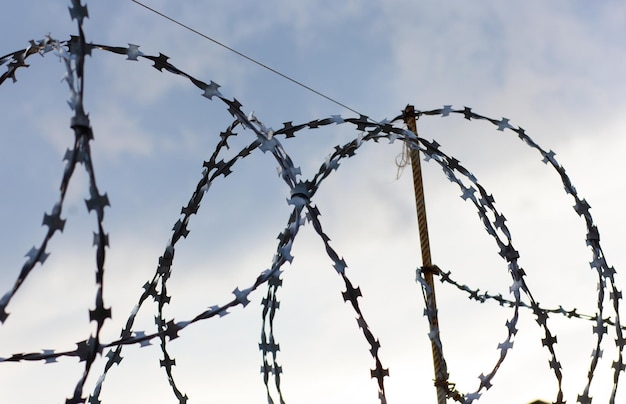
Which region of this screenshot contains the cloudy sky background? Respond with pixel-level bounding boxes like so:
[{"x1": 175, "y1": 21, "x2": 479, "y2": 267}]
[{"x1": 1, "y1": 1, "x2": 626, "y2": 403}]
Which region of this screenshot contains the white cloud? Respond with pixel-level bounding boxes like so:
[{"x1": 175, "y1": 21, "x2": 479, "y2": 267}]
[{"x1": 2, "y1": 1, "x2": 626, "y2": 403}]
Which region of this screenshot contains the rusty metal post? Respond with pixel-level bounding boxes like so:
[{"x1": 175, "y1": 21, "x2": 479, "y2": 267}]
[{"x1": 403, "y1": 105, "x2": 447, "y2": 404}]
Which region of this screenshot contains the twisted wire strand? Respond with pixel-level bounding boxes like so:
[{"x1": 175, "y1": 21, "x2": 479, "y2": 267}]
[{"x1": 404, "y1": 106, "x2": 449, "y2": 404}]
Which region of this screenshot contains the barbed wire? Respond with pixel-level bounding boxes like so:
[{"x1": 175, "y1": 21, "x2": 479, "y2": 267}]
[{"x1": 0, "y1": 1, "x2": 623, "y2": 404}]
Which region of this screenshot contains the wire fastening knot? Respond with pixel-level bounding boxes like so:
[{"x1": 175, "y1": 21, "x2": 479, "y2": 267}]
[
  {"x1": 434, "y1": 379, "x2": 464, "y2": 402},
  {"x1": 420, "y1": 264, "x2": 441, "y2": 276},
  {"x1": 289, "y1": 182, "x2": 312, "y2": 206}
]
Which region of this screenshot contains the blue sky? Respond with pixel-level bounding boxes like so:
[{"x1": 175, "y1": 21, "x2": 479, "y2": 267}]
[{"x1": 1, "y1": 1, "x2": 626, "y2": 403}]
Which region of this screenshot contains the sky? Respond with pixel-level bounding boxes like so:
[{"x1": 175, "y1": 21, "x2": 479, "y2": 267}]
[{"x1": 1, "y1": 0, "x2": 626, "y2": 403}]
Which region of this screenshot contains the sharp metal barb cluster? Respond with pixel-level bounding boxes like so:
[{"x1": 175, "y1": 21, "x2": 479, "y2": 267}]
[{"x1": 0, "y1": 2, "x2": 623, "y2": 403}]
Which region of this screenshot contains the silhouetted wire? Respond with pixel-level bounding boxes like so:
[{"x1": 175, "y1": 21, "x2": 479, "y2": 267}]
[
  {"x1": 130, "y1": 0, "x2": 365, "y2": 117},
  {"x1": 2, "y1": 6, "x2": 623, "y2": 402}
]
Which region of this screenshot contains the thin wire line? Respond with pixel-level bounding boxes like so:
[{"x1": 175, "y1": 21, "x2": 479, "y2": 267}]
[{"x1": 130, "y1": 0, "x2": 364, "y2": 116}]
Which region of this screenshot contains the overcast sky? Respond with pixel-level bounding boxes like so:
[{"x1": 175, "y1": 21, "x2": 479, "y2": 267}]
[{"x1": 1, "y1": 1, "x2": 626, "y2": 403}]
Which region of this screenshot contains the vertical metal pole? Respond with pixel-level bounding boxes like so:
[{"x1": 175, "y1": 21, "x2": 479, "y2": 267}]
[{"x1": 404, "y1": 105, "x2": 447, "y2": 404}]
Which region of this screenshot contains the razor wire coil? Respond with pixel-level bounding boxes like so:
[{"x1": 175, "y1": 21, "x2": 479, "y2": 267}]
[{"x1": 0, "y1": 2, "x2": 623, "y2": 404}]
